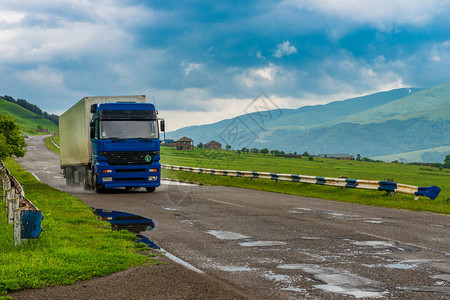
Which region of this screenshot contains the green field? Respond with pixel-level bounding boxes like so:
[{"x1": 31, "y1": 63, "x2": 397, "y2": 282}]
[
  {"x1": 160, "y1": 147, "x2": 450, "y2": 214},
  {"x1": 0, "y1": 158, "x2": 153, "y2": 296},
  {"x1": 0, "y1": 98, "x2": 58, "y2": 134}
]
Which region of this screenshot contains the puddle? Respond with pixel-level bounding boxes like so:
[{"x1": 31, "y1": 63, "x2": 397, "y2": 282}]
[
  {"x1": 364, "y1": 218, "x2": 386, "y2": 224},
  {"x1": 363, "y1": 263, "x2": 417, "y2": 270},
  {"x1": 433, "y1": 274, "x2": 450, "y2": 283},
  {"x1": 386, "y1": 263, "x2": 416, "y2": 270},
  {"x1": 161, "y1": 206, "x2": 178, "y2": 211},
  {"x1": 216, "y1": 265, "x2": 256, "y2": 272},
  {"x1": 430, "y1": 224, "x2": 445, "y2": 228},
  {"x1": 294, "y1": 207, "x2": 313, "y2": 211},
  {"x1": 352, "y1": 241, "x2": 395, "y2": 248},
  {"x1": 93, "y1": 208, "x2": 158, "y2": 248},
  {"x1": 281, "y1": 286, "x2": 307, "y2": 293},
  {"x1": 206, "y1": 230, "x2": 250, "y2": 240},
  {"x1": 277, "y1": 264, "x2": 387, "y2": 298},
  {"x1": 264, "y1": 270, "x2": 292, "y2": 283},
  {"x1": 398, "y1": 286, "x2": 450, "y2": 294},
  {"x1": 239, "y1": 241, "x2": 286, "y2": 247}
]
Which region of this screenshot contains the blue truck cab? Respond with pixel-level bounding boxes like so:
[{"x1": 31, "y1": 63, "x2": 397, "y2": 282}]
[{"x1": 89, "y1": 102, "x2": 163, "y2": 192}]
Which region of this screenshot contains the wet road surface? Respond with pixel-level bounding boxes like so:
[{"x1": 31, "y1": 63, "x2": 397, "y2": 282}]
[{"x1": 15, "y1": 135, "x2": 450, "y2": 299}]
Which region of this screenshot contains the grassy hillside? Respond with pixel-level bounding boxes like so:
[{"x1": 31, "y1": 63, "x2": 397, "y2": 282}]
[
  {"x1": 0, "y1": 98, "x2": 58, "y2": 133},
  {"x1": 168, "y1": 88, "x2": 420, "y2": 144},
  {"x1": 336, "y1": 81, "x2": 450, "y2": 124},
  {"x1": 167, "y1": 82, "x2": 450, "y2": 162},
  {"x1": 160, "y1": 147, "x2": 450, "y2": 214},
  {"x1": 374, "y1": 145, "x2": 450, "y2": 163}
]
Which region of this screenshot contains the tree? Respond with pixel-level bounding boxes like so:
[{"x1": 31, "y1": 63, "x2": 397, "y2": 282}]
[
  {"x1": 226, "y1": 145, "x2": 232, "y2": 151},
  {"x1": 302, "y1": 151, "x2": 309, "y2": 157},
  {"x1": 444, "y1": 154, "x2": 450, "y2": 169},
  {"x1": 260, "y1": 148, "x2": 269, "y2": 155},
  {"x1": 197, "y1": 142, "x2": 204, "y2": 148},
  {"x1": 356, "y1": 154, "x2": 361, "y2": 161},
  {"x1": 0, "y1": 113, "x2": 27, "y2": 161}
]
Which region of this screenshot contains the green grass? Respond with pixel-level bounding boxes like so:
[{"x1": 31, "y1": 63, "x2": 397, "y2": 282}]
[
  {"x1": 0, "y1": 99, "x2": 58, "y2": 134},
  {"x1": 45, "y1": 136, "x2": 60, "y2": 154},
  {"x1": 0, "y1": 158, "x2": 153, "y2": 295},
  {"x1": 161, "y1": 147, "x2": 450, "y2": 214}
]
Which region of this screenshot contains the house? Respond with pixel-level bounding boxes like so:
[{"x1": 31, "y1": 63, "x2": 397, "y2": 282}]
[
  {"x1": 176, "y1": 137, "x2": 193, "y2": 150},
  {"x1": 318, "y1": 153, "x2": 353, "y2": 160},
  {"x1": 204, "y1": 140, "x2": 222, "y2": 149}
]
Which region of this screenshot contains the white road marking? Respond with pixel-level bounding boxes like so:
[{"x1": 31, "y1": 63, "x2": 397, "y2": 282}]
[
  {"x1": 206, "y1": 230, "x2": 249, "y2": 240},
  {"x1": 158, "y1": 248, "x2": 204, "y2": 274},
  {"x1": 239, "y1": 241, "x2": 286, "y2": 247},
  {"x1": 31, "y1": 173, "x2": 41, "y2": 182},
  {"x1": 206, "y1": 198, "x2": 244, "y2": 208}
]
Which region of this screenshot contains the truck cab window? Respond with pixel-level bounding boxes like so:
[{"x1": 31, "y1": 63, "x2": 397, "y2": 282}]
[{"x1": 100, "y1": 120, "x2": 158, "y2": 139}]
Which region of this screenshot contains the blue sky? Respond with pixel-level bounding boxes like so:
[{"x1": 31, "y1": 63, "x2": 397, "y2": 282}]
[{"x1": 0, "y1": 0, "x2": 449, "y2": 130}]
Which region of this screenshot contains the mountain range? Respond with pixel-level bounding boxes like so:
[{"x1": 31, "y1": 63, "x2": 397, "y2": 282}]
[{"x1": 168, "y1": 81, "x2": 450, "y2": 163}]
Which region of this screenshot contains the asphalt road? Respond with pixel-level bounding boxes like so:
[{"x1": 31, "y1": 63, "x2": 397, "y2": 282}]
[{"x1": 14, "y1": 135, "x2": 450, "y2": 299}]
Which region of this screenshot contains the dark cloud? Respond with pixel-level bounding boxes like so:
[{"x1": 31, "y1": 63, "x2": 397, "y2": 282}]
[{"x1": 0, "y1": 0, "x2": 448, "y2": 129}]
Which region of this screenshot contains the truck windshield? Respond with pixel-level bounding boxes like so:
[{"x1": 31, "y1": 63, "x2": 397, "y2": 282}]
[{"x1": 100, "y1": 120, "x2": 158, "y2": 139}]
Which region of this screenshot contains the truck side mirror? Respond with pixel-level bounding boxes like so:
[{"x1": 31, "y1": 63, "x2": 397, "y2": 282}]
[
  {"x1": 90, "y1": 104, "x2": 97, "y2": 114},
  {"x1": 90, "y1": 121, "x2": 95, "y2": 139},
  {"x1": 160, "y1": 120, "x2": 165, "y2": 132}
]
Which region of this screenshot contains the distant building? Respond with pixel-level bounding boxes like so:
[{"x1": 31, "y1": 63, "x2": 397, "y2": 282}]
[
  {"x1": 176, "y1": 137, "x2": 193, "y2": 150},
  {"x1": 318, "y1": 153, "x2": 352, "y2": 160},
  {"x1": 204, "y1": 140, "x2": 222, "y2": 149}
]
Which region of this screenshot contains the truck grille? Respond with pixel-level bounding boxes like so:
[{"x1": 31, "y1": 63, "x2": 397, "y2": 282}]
[{"x1": 99, "y1": 151, "x2": 159, "y2": 165}]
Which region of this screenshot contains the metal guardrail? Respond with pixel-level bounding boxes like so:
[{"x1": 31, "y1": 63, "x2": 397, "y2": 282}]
[
  {"x1": 162, "y1": 164, "x2": 441, "y2": 200},
  {"x1": 1, "y1": 162, "x2": 43, "y2": 246}
]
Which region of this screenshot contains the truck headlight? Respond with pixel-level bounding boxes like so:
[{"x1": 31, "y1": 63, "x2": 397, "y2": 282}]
[
  {"x1": 102, "y1": 177, "x2": 113, "y2": 182},
  {"x1": 148, "y1": 176, "x2": 158, "y2": 181},
  {"x1": 102, "y1": 169, "x2": 113, "y2": 173}
]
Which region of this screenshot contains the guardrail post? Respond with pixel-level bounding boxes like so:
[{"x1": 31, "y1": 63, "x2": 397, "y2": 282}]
[
  {"x1": 7, "y1": 192, "x2": 20, "y2": 225},
  {"x1": 14, "y1": 209, "x2": 22, "y2": 246},
  {"x1": 1, "y1": 162, "x2": 44, "y2": 246},
  {"x1": 2, "y1": 173, "x2": 11, "y2": 208}
]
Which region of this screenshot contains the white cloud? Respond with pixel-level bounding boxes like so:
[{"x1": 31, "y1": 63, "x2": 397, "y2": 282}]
[
  {"x1": 273, "y1": 41, "x2": 298, "y2": 58},
  {"x1": 256, "y1": 50, "x2": 266, "y2": 59},
  {"x1": 236, "y1": 63, "x2": 280, "y2": 88},
  {"x1": 0, "y1": 10, "x2": 24, "y2": 23},
  {"x1": 285, "y1": 0, "x2": 449, "y2": 29},
  {"x1": 183, "y1": 62, "x2": 202, "y2": 75}
]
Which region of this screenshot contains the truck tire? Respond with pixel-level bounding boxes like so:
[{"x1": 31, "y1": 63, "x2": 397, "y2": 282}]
[
  {"x1": 83, "y1": 167, "x2": 91, "y2": 191},
  {"x1": 93, "y1": 174, "x2": 105, "y2": 193},
  {"x1": 146, "y1": 187, "x2": 156, "y2": 193},
  {"x1": 65, "y1": 167, "x2": 74, "y2": 186}
]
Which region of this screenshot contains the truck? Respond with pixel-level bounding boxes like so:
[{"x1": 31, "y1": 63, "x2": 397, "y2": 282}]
[{"x1": 59, "y1": 95, "x2": 164, "y2": 193}]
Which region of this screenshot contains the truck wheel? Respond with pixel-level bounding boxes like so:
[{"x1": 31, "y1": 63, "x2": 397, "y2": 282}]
[
  {"x1": 93, "y1": 174, "x2": 105, "y2": 193},
  {"x1": 83, "y1": 170, "x2": 91, "y2": 191},
  {"x1": 146, "y1": 187, "x2": 156, "y2": 193}
]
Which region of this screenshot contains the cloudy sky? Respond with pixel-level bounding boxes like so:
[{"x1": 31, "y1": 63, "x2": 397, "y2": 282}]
[{"x1": 0, "y1": 0, "x2": 449, "y2": 130}]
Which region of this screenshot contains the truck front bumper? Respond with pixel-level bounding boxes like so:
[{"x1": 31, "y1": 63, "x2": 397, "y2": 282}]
[{"x1": 95, "y1": 163, "x2": 161, "y2": 188}]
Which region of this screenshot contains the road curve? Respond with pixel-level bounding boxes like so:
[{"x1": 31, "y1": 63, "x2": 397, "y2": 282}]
[{"x1": 15, "y1": 135, "x2": 450, "y2": 299}]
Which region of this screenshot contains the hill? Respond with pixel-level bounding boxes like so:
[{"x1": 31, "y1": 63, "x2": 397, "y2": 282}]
[
  {"x1": 0, "y1": 98, "x2": 59, "y2": 133},
  {"x1": 168, "y1": 81, "x2": 450, "y2": 163}
]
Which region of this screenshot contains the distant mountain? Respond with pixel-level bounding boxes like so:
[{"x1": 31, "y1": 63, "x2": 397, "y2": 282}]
[
  {"x1": 0, "y1": 98, "x2": 59, "y2": 133},
  {"x1": 168, "y1": 81, "x2": 450, "y2": 163}
]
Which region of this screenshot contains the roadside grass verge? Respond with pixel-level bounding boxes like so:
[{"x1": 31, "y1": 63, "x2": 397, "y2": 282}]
[
  {"x1": 161, "y1": 147, "x2": 450, "y2": 214},
  {"x1": 44, "y1": 136, "x2": 60, "y2": 154},
  {"x1": 0, "y1": 158, "x2": 152, "y2": 296}
]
